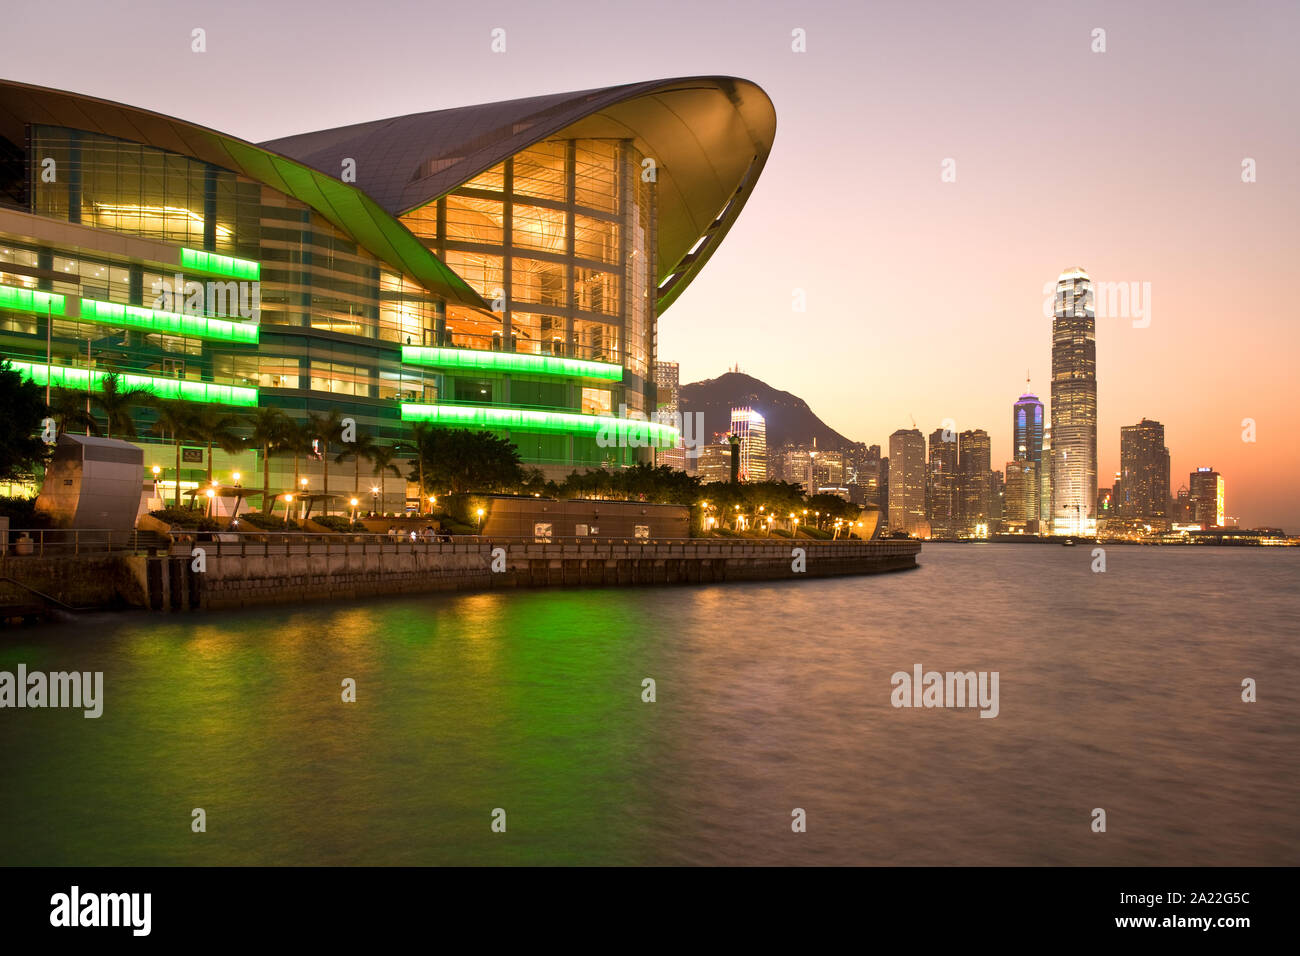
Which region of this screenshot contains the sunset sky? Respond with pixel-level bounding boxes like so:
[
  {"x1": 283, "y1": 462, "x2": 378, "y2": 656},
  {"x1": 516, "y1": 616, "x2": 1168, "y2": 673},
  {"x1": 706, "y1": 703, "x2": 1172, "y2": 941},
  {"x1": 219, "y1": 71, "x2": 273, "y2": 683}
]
[{"x1": 4, "y1": 0, "x2": 1297, "y2": 527}]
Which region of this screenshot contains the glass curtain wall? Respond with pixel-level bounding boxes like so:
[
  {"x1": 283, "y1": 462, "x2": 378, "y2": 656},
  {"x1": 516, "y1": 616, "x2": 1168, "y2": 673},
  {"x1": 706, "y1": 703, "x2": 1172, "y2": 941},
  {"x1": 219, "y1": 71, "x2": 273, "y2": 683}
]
[{"x1": 401, "y1": 137, "x2": 657, "y2": 407}]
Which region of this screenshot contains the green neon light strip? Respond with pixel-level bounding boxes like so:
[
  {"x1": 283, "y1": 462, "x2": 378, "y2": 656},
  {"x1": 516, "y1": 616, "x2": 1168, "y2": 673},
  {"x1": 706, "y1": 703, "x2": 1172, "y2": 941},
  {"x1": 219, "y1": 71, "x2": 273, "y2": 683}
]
[
  {"x1": 401, "y1": 403, "x2": 679, "y2": 444},
  {"x1": 0, "y1": 286, "x2": 66, "y2": 316},
  {"x1": 180, "y1": 248, "x2": 261, "y2": 281},
  {"x1": 11, "y1": 361, "x2": 259, "y2": 407},
  {"x1": 79, "y1": 298, "x2": 258, "y2": 344},
  {"x1": 401, "y1": 346, "x2": 622, "y2": 381}
]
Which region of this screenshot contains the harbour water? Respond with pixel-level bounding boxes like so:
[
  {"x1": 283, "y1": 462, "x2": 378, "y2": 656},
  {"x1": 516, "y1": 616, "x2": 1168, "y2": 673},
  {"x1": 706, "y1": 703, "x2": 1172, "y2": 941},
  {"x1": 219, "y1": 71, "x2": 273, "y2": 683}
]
[{"x1": 1, "y1": 543, "x2": 1295, "y2": 865}]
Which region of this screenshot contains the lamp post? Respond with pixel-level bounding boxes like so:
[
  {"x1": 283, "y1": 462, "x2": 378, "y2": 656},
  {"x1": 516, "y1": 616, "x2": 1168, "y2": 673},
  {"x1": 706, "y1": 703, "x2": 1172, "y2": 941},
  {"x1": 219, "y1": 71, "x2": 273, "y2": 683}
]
[
  {"x1": 371, "y1": 485, "x2": 380, "y2": 517},
  {"x1": 350, "y1": 497, "x2": 359, "y2": 524},
  {"x1": 151, "y1": 464, "x2": 161, "y2": 504},
  {"x1": 475, "y1": 507, "x2": 486, "y2": 534},
  {"x1": 283, "y1": 493, "x2": 293, "y2": 528}
]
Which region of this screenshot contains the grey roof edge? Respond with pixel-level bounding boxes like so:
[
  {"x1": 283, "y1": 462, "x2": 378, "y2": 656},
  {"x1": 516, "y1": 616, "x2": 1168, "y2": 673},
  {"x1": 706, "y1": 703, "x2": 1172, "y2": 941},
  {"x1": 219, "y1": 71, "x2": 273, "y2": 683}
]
[
  {"x1": 0, "y1": 78, "x2": 489, "y2": 310},
  {"x1": 261, "y1": 76, "x2": 778, "y2": 315}
]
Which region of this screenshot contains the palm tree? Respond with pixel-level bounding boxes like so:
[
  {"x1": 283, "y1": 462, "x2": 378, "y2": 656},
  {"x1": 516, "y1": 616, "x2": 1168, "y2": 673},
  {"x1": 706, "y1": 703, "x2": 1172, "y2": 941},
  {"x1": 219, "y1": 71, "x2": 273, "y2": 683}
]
[
  {"x1": 149, "y1": 399, "x2": 196, "y2": 508},
  {"x1": 335, "y1": 428, "x2": 379, "y2": 503},
  {"x1": 191, "y1": 405, "x2": 243, "y2": 485},
  {"x1": 369, "y1": 444, "x2": 404, "y2": 516},
  {"x1": 308, "y1": 409, "x2": 345, "y2": 511},
  {"x1": 92, "y1": 372, "x2": 151, "y2": 439},
  {"x1": 46, "y1": 387, "x2": 99, "y2": 438},
  {"x1": 283, "y1": 419, "x2": 313, "y2": 508},
  {"x1": 246, "y1": 406, "x2": 290, "y2": 514},
  {"x1": 407, "y1": 422, "x2": 433, "y2": 511}
]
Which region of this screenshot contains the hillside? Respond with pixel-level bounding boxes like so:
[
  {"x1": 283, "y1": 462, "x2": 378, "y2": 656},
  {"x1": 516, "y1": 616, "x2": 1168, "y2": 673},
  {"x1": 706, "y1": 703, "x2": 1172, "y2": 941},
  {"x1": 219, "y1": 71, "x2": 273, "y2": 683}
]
[{"x1": 677, "y1": 372, "x2": 857, "y2": 451}]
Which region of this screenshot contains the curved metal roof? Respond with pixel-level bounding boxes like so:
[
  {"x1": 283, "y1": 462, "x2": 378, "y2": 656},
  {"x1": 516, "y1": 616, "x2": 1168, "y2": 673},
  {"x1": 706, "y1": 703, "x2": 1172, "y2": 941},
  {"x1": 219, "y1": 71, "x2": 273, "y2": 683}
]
[
  {"x1": 0, "y1": 76, "x2": 776, "y2": 316},
  {"x1": 262, "y1": 76, "x2": 777, "y2": 312},
  {"x1": 0, "y1": 78, "x2": 488, "y2": 309}
]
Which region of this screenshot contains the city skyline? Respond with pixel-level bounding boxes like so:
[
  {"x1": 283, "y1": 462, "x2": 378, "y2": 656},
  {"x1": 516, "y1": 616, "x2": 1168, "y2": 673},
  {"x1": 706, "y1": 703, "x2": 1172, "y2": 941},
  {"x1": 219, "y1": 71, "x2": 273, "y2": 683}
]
[{"x1": 4, "y1": 0, "x2": 1295, "y2": 525}]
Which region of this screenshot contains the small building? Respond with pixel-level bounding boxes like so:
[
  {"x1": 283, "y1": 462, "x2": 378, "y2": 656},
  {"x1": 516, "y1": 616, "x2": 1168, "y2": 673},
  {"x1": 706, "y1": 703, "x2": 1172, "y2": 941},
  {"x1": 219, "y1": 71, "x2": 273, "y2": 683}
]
[
  {"x1": 480, "y1": 496, "x2": 689, "y2": 540},
  {"x1": 35, "y1": 434, "x2": 144, "y2": 530}
]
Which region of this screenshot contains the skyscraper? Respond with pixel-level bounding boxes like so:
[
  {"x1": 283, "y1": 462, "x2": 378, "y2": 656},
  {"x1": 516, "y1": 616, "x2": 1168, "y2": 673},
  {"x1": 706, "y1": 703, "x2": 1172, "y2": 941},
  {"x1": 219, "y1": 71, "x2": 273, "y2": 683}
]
[
  {"x1": 1118, "y1": 419, "x2": 1171, "y2": 521},
  {"x1": 1012, "y1": 386, "x2": 1045, "y2": 530},
  {"x1": 1189, "y1": 467, "x2": 1224, "y2": 529},
  {"x1": 653, "y1": 361, "x2": 686, "y2": 470},
  {"x1": 959, "y1": 429, "x2": 993, "y2": 533},
  {"x1": 1003, "y1": 460, "x2": 1040, "y2": 532},
  {"x1": 729, "y1": 407, "x2": 767, "y2": 482},
  {"x1": 1014, "y1": 387, "x2": 1045, "y2": 464},
  {"x1": 888, "y1": 428, "x2": 927, "y2": 536},
  {"x1": 696, "y1": 443, "x2": 733, "y2": 484},
  {"x1": 1049, "y1": 268, "x2": 1098, "y2": 535},
  {"x1": 927, "y1": 427, "x2": 960, "y2": 537}
]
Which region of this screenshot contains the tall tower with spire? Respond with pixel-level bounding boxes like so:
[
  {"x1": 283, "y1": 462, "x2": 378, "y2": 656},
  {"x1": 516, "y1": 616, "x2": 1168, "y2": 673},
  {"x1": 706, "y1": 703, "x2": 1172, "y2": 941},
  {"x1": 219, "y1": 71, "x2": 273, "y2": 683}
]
[{"x1": 1049, "y1": 267, "x2": 1098, "y2": 535}]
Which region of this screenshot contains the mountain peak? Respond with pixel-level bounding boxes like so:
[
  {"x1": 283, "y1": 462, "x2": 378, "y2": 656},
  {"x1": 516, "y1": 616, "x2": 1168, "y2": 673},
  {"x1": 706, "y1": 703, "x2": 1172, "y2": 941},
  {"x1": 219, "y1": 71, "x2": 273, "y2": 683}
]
[{"x1": 678, "y1": 371, "x2": 856, "y2": 451}]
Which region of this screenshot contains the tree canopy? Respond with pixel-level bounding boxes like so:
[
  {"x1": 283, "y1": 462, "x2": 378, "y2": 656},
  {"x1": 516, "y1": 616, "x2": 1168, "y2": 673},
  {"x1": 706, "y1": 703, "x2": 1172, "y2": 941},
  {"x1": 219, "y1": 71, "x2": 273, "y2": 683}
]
[
  {"x1": 0, "y1": 360, "x2": 49, "y2": 480},
  {"x1": 410, "y1": 428, "x2": 523, "y2": 494}
]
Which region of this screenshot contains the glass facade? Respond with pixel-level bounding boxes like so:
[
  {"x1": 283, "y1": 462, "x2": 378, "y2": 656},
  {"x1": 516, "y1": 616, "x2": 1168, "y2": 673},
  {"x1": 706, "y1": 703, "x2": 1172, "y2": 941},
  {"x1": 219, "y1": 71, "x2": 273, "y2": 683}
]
[
  {"x1": 399, "y1": 137, "x2": 656, "y2": 387},
  {"x1": 0, "y1": 74, "x2": 782, "y2": 509},
  {"x1": 1049, "y1": 268, "x2": 1098, "y2": 535},
  {"x1": 1, "y1": 122, "x2": 671, "y2": 490}
]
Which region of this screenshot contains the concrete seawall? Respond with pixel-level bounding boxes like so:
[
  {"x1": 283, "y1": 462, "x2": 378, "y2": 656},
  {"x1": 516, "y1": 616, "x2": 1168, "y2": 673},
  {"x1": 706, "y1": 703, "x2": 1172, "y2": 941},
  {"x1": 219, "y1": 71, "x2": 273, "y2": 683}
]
[{"x1": 153, "y1": 537, "x2": 922, "y2": 612}]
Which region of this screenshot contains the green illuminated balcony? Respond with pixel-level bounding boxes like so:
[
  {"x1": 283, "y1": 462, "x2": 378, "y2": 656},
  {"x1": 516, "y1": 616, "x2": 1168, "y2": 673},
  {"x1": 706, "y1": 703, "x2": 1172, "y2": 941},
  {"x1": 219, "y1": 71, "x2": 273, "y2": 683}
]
[
  {"x1": 11, "y1": 361, "x2": 258, "y2": 406},
  {"x1": 79, "y1": 298, "x2": 259, "y2": 344},
  {"x1": 0, "y1": 286, "x2": 66, "y2": 316},
  {"x1": 401, "y1": 402, "x2": 678, "y2": 445},
  {"x1": 401, "y1": 346, "x2": 622, "y2": 381},
  {"x1": 180, "y1": 248, "x2": 261, "y2": 281}
]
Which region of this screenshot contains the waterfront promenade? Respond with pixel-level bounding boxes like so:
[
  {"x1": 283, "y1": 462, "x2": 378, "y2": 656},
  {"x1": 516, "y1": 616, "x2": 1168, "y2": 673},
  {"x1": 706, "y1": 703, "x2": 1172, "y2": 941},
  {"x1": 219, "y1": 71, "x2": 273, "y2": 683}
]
[{"x1": 1, "y1": 533, "x2": 921, "y2": 617}]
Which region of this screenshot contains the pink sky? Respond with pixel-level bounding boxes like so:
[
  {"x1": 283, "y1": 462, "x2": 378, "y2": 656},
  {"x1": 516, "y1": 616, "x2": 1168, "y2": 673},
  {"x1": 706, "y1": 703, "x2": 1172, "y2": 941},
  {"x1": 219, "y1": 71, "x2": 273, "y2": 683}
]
[{"x1": 4, "y1": 0, "x2": 1297, "y2": 526}]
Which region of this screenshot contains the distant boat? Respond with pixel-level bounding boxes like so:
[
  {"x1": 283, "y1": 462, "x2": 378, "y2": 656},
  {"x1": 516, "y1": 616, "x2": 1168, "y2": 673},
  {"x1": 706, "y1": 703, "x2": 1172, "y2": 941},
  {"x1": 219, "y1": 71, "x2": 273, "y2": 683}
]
[{"x1": 1061, "y1": 538, "x2": 1076, "y2": 546}]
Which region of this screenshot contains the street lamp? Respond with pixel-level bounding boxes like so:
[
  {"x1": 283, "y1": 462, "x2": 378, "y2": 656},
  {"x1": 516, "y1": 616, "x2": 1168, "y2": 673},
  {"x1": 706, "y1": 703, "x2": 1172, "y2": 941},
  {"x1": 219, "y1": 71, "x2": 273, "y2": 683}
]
[
  {"x1": 475, "y1": 507, "x2": 486, "y2": 534},
  {"x1": 232, "y1": 471, "x2": 241, "y2": 486},
  {"x1": 371, "y1": 485, "x2": 380, "y2": 516},
  {"x1": 283, "y1": 493, "x2": 294, "y2": 528},
  {"x1": 350, "y1": 497, "x2": 359, "y2": 522}
]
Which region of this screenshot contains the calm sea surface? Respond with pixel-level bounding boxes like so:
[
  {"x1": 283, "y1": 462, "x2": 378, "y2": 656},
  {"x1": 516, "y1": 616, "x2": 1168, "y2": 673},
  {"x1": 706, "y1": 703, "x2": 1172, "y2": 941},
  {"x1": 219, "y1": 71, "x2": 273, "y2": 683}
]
[{"x1": 1, "y1": 543, "x2": 1296, "y2": 866}]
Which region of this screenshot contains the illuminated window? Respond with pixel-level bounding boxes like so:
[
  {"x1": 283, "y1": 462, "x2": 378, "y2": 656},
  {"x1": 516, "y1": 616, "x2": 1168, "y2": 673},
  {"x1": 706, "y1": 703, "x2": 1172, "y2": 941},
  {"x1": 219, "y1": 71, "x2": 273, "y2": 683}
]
[
  {"x1": 574, "y1": 140, "x2": 617, "y2": 212},
  {"x1": 574, "y1": 214, "x2": 619, "y2": 263},
  {"x1": 445, "y1": 195, "x2": 504, "y2": 245},
  {"x1": 581, "y1": 387, "x2": 612, "y2": 415},
  {"x1": 511, "y1": 258, "x2": 566, "y2": 307},
  {"x1": 309, "y1": 361, "x2": 369, "y2": 396},
  {"x1": 511, "y1": 204, "x2": 566, "y2": 254},
  {"x1": 574, "y1": 267, "x2": 619, "y2": 316},
  {"x1": 512, "y1": 143, "x2": 566, "y2": 201},
  {"x1": 442, "y1": 250, "x2": 504, "y2": 300},
  {"x1": 462, "y1": 162, "x2": 506, "y2": 193}
]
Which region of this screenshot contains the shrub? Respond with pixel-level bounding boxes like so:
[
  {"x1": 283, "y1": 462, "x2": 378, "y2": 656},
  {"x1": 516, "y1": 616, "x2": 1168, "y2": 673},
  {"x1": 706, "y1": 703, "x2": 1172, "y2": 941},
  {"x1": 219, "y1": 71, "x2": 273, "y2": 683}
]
[
  {"x1": 312, "y1": 515, "x2": 363, "y2": 532},
  {"x1": 235, "y1": 511, "x2": 302, "y2": 531},
  {"x1": 0, "y1": 495, "x2": 53, "y2": 529},
  {"x1": 148, "y1": 509, "x2": 220, "y2": 530}
]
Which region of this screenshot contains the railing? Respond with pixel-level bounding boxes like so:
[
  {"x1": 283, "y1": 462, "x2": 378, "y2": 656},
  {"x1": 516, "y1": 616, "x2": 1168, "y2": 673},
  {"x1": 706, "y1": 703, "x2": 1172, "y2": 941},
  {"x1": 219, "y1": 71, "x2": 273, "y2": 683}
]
[
  {"x1": 155, "y1": 532, "x2": 916, "y2": 559},
  {"x1": 2, "y1": 529, "x2": 166, "y2": 558},
  {"x1": 2, "y1": 528, "x2": 916, "y2": 559}
]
